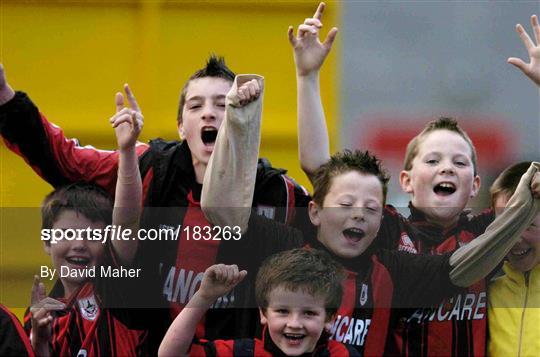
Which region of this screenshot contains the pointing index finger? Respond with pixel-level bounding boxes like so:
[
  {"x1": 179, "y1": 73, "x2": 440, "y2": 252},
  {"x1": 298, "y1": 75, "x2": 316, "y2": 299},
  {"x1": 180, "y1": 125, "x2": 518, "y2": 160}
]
[
  {"x1": 313, "y1": 2, "x2": 325, "y2": 21},
  {"x1": 124, "y1": 84, "x2": 141, "y2": 113}
]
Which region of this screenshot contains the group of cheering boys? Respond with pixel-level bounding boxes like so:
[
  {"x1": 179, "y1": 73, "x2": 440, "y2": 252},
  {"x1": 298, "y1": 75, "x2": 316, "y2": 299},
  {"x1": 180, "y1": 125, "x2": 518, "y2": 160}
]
[{"x1": 0, "y1": 3, "x2": 539, "y2": 356}]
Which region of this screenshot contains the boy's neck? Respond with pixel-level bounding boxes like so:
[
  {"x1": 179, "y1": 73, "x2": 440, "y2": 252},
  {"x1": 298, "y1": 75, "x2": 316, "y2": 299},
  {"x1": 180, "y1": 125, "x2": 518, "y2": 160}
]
[
  {"x1": 192, "y1": 160, "x2": 207, "y2": 184},
  {"x1": 61, "y1": 280, "x2": 82, "y2": 299}
]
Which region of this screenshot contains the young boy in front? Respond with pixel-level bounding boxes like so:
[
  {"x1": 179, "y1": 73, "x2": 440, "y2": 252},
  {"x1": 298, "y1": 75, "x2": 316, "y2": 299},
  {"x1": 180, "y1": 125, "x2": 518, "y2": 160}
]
[
  {"x1": 24, "y1": 87, "x2": 157, "y2": 356},
  {"x1": 159, "y1": 248, "x2": 359, "y2": 356},
  {"x1": 488, "y1": 161, "x2": 540, "y2": 357},
  {"x1": 289, "y1": 3, "x2": 540, "y2": 355}
]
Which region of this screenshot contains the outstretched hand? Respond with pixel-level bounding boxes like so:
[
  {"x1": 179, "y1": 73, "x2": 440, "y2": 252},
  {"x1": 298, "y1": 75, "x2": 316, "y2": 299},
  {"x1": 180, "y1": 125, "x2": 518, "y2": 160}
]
[
  {"x1": 197, "y1": 264, "x2": 247, "y2": 302},
  {"x1": 508, "y1": 15, "x2": 540, "y2": 86},
  {"x1": 110, "y1": 84, "x2": 144, "y2": 150},
  {"x1": 288, "y1": 2, "x2": 338, "y2": 77}
]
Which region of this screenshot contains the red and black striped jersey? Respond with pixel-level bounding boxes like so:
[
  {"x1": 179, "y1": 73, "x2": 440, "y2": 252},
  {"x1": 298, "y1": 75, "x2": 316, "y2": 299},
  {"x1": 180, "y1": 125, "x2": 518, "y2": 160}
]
[
  {"x1": 23, "y1": 281, "x2": 159, "y2": 356},
  {"x1": 190, "y1": 328, "x2": 361, "y2": 356},
  {"x1": 381, "y1": 204, "x2": 495, "y2": 357},
  {"x1": 0, "y1": 304, "x2": 34, "y2": 357},
  {"x1": 305, "y1": 240, "x2": 460, "y2": 357}
]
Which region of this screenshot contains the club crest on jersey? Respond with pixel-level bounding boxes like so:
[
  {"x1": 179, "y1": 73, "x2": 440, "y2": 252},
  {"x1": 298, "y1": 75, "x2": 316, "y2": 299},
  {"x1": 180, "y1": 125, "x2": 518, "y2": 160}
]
[
  {"x1": 256, "y1": 205, "x2": 275, "y2": 219},
  {"x1": 398, "y1": 233, "x2": 417, "y2": 254},
  {"x1": 359, "y1": 283, "x2": 368, "y2": 306},
  {"x1": 78, "y1": 295, "x2": 99, "y2": 321}
]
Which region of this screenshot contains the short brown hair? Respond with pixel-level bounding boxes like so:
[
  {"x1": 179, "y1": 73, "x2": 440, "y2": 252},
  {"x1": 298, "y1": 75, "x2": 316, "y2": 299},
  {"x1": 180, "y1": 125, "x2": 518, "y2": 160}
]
[
  {"x1": 177, "y1": 55, "x2": 236, "y2": 124},
  {"x1": 311, "y1": 150, "x2": 390, "y2": 206},
  {"x1": 490, "y1": 161, "x2": 532, "y2": 208},
  {"x1": 41, "y1": 183, "x2": 113, "y2": 232},
  {"x1": 403, "y1": 117, "x2": 478, "y2": 175},
  {"x1": 255, "y1": 248, "x2": 345, "y2": 319}
]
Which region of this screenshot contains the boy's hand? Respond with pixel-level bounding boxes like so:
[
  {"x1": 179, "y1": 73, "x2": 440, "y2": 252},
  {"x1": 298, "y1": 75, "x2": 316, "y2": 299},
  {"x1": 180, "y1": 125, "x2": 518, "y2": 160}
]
[
  {"x1": 0, "y1": 64, "x2": 15, "y2": 105},
  {"x1": 197, "y1": 264, "x2": 247, "y2": 302},
  {"x1": 508, "y1": 15, "x2": 540, "y2": 86},
  {"x1": 288, "y1": 2, "x2": 338, "y2": 77},
  {"x1": 235, "y1": 79, "x2": 260, "y2": 107},
  {"x1": 109, "y1": 84, "x2": 144, "y2": 150},
  {"x1": 30, "y1": 276, "x2": 54, "y2": 349}
]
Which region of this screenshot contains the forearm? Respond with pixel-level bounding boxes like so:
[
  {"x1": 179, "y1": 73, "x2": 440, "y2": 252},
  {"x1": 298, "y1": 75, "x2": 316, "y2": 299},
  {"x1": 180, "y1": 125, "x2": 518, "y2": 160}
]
[
  {"x1": 112, "y1": 145, "x2": 141, "y2": 265},
  {"x1": 158, "y1": 292, "x2": 214, "y2": 357},
  {"x1": 201, "y1": 75, "x2": 264, "y2": 232},
  {"x1": 297, "y1": 73, "x2": 330, "y2": 180},
  {"x1": 449, "y1": 162, "x2": 540, "y2": 287}
]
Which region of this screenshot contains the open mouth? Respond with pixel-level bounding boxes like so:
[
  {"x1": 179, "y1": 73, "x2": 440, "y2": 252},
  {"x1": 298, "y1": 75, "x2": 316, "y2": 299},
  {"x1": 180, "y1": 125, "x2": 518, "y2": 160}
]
[
  {"x1": 201, "y1": 127, "x2": 218, "y2": 145},
  {"x1": 510, "y1": 248, "x2": 532, "y2": 258},
  {"x1": 66, "y1": 256, "x2": 90, "y2": 266},
  {"x1": 284, "y1": 333, "x2": 305, "y2": 344},
  {"x1": 433, "y1": 182, "x2": 456, "y2": 196},
  {"x1": 343, "y1": 228, "x2": 365, "y2": 243}
]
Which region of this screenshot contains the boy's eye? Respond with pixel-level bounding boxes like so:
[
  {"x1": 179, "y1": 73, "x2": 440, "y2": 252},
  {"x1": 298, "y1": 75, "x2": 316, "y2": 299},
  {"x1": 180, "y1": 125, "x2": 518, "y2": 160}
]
[
  {"x1": 366, "y1": 206, "x2": 378, "y2": 213},
  {"x1": 216, "y1": 103, "x2": 226, "y2": 108},
  {"x1": 339, "y1": 202, "x2": 352, "y2": 207},
  {"x1": 189, "y1": 105, "x2": 201, "y2": 110},
  {"x1": 426, "y1": 159, "x2": 438, "y2": 165},
  {"x1": 304, "y1": 310, "x2": 318, "y2": 317},
  {"x1": 274, "y1": 308, "x2": 288, "y2": 314},
  {"x1": 454, "y1": 161, "x2": 466, "y2": 167}
]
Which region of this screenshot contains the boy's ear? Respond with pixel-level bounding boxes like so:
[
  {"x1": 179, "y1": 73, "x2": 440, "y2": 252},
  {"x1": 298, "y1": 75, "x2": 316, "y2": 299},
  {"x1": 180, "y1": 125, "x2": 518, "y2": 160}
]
[
  {"x1": 399, "y1": 170, "x2": 414, "y2": 194},
  {"x1": 324, "y1": 313, "x2": 336, "y2": 332},
  {"x1": 44, "y1": 242, "x2": 51, "y2": 256},
  {"x1": 259, "y1": 307, "x2": 268, "y2": 325},
  {"x1": 308, "y1": 201, "x2": 321, "y2": 227},
  {"x1": 470, "y1": 175, "x2": 481, "y2": 198},
  {"x1": 177, "y1": 121, "x2": 185, "y2": 139}
]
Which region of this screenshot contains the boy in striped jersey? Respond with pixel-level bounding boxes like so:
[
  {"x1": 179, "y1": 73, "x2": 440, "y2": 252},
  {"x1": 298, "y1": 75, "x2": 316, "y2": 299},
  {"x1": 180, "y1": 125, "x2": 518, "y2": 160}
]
[
  {"x1": 159, "y1": 249, "x2": 360, "y2": 356},
  {"x1": 25, "y1": 89, "x2": 161, "y2": 356}
]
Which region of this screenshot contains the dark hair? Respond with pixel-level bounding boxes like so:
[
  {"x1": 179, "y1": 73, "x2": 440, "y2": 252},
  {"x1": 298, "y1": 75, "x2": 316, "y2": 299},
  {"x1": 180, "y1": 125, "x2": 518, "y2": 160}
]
[
  {"x1": 490, "y1": 161, "x2": 532, "y2": 207},
  {"x1": 177, "y1": 55, "x2": 236, "y2": 124},
  {"x1": 403, "y1": 117, "x2": 478, "y2": 175},
  {"x1": 255, "y1": 248, "x2": 345, "y2": 319},
  {"x1": 312, "y1": 150, "x2": 390, "y2": 206},
  {"x1": 41, "y1": 183, "x2": 113, "y2": 235}
]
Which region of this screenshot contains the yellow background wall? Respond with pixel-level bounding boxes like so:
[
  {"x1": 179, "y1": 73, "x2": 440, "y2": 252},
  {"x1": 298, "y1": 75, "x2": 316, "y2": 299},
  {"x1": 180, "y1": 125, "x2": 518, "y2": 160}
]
[{"x1": 0, "y1": 0, "x2": 339, "y2": 318}]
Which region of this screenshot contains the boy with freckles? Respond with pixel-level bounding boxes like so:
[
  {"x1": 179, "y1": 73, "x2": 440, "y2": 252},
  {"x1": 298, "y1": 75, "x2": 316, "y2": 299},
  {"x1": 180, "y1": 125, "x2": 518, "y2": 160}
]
[{"x1": 290, "y1": 3, "x2": 540, "y2": 355}]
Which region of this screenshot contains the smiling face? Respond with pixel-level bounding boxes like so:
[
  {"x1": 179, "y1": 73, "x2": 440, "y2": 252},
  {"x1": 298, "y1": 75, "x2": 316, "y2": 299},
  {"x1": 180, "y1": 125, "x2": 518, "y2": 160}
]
[
  {"x1": 309, "y1": 171, "x2": 384, "y2": 259},
  {"x1": 44, "y1": 210, "x2": 106, "y2": 297},
  {"x1": 400, "y1": 129, "x2": 480, "y2": 228},
  {"x1": 494, "y1": 194, "x2": 540, "y2": 272},
  {"x1": 178, "y1": 77, "x2": 232, "y2": 179},
  {"x1": 260, "y1": 286, "x2": 332, "y2": 356}
]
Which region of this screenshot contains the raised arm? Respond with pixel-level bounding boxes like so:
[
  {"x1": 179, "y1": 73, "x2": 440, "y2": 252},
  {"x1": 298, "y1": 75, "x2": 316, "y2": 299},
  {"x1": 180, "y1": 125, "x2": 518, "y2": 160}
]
[
  {"x1": 158, "y1": 264, "x2": 246, "y2": 357},
  {"x1": 110, "y1": 85, "x2": 143, "y2": 265},
  {"x1": 449, "y1": 162, "x2": 540, "y2": 287},
  {"x1": 508, "y1": 15, "x2": 540, "y2": 87},
  {"x1": 0, "y1": 64, "x2": 149, "y2": 194},
  {"x1": 289, "y1": 2, "x2": 337, "y2": 180},
  {"x1": 201, "y1": 75, "x2": 263, "y2": 232}
]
